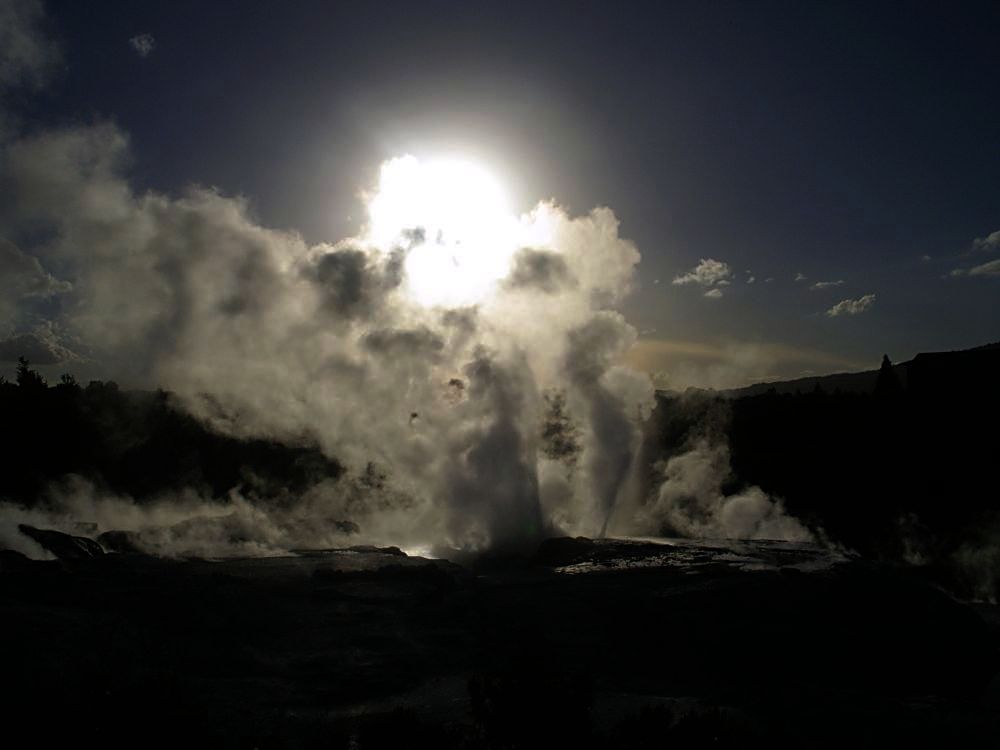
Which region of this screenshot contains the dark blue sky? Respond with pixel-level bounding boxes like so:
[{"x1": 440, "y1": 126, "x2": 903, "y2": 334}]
[{"x1": 28, "y1": 0, "x2": 1000, "y2": 384}]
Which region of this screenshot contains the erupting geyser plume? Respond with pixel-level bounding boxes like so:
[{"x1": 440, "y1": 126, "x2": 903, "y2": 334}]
[
  {"x1": 1, "y1": 131, "x2": 659, "y2": 553},
  {"x1": 2, "y1": 127, "x2": 809, "y2": 556}
]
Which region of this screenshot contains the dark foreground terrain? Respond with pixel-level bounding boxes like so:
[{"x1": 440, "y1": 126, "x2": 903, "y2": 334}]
[{"x1": 2, "y1": 536, "x2": 998, "y2": 749}]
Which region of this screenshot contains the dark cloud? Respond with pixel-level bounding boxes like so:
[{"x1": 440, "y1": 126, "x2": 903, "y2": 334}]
[
  {"x1": 307, "y1": 246, "x2": 403, "y2": 320},
  {"x1": 0, "y1": 0, "x2": 59, "y2": 91},
  {"x1": 0, "y1": 236, "x2": 71, "y2": 308},
  {"x1": 504, "y1": 248, "x2": 573, "y2": 293},
  {"x1": 361, "y1": 326, "x2": 444, "y2": 359}
]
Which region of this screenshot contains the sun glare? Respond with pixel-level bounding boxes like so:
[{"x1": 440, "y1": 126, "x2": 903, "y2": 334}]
[{"x1": 365, "y1": 155, "x2": 520, "y2": 307}]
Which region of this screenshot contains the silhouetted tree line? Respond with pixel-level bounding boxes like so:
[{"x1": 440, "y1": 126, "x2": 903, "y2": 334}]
[
  {"x1": 0, "y1": 358, "x2": 342, "y2": 506},
  {"x1": 644, "y1": 347, "x2": 1000, "y2": 599}
]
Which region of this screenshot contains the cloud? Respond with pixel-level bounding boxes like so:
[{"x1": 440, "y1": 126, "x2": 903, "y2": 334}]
[
  {"x1": 0, "y1": 0, "x2": 59, "y2": 91},
  {"x1": 810, "y1": 279, "x2": 843, "y2": 290},
  {"x1": 826, "y1": 294, "x2": 876, "y2": 317},
  {"x1": 0, "y1": 321, "x2": 79, "y2": 364},
  {"x1": 971, "y1": 230, "x2": 1000, "y2": 254},
  {"x1": 672, "y1": 258, "x2": 732, "y2": 288},
  {"x1": 794, "y1": 272, "x2": 807, "y2": 282},
  {"x1": 950, "y1": 259, "x2": 1000, "y2": 278},
  {"x1": 968, "y1": 259, "x2": 1000, "y2": 277},
  {"x1": 128, "y1": 33, "x2": 156, "y2": 58},
  {"x1": 504, "y1": 247, "x2": 574, "y2": 293},
  {"x1": 949, "y1": 229, "x2": 1000, "y2": 276},
  {"x1": 0, "y1": 236, "x2": 71, "y2": 321},
  {"x1": 703, "y1": 288, "x2": 723, "y2": 299}
]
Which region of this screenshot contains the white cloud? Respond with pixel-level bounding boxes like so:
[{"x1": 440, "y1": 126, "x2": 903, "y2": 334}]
[
  {"x1": 968, "y1": 259, "x2": 1000, "y2": 277},
  {"x1": 949, "y1": 258, "x2": 1000, "y2": 278},
  {"x1": 971, "y1": 229, "x2": 1000, "y2": 254},
  {"x1": 794, "y1": 272, "x2": 807, "y2": 282},
  {"x1": 704, "y1": 288, "x2": 723, "y2": 299},
  {"x1": 672, "y1": 258, "x2": 732, "y2": 287},
  {"x1": 949, "y1": 229, "x2": 1000, "y2": 276},
  {"x1": 128, "y1": 33, "x2": 156, "y2": 58},
  {"x1": 826, "y1": 293, "x2": 876, "y2": 317},
  {"x1": 810, "y1": 279, "x2": 844, "y2": 290}
]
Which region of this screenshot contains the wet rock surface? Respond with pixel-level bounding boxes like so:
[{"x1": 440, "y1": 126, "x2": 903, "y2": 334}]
[
  {"x1": 1, "y1": 538, "x2": 998, "y2": 748},
  {"x1": 17, "y1": 523, "x2": 105, "y2": 559}
]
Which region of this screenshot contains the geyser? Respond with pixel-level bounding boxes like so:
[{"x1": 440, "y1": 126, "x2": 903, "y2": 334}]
[{"x1": 1, "y1": 125, "x2": 808, "y2": 555}]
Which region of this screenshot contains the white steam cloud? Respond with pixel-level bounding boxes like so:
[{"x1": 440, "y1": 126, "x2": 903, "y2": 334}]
[
  {"x1": 631, "y1": 440, "x2": 812, "y2": 542},
  {"x1": 0, "y1": 119, "x2": 664, "y2": 552}
]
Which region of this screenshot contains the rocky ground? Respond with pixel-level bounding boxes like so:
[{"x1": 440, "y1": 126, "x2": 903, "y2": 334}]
[{"x1": 2, "y1": 532, "x2": 998, "y2": 748}]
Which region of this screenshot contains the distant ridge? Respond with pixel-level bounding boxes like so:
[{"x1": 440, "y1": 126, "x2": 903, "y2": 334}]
[{"x1": 720, "y1": 340, "x2": 1000, "y2": 398}]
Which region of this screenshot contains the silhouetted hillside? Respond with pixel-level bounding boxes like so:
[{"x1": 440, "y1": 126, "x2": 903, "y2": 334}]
[
  {"x1": 727, "y1": 340, "x2": 1000, "y2": 397},
  {"x1": 644, "y1": 341, "x2": 1000, "y2": 599},
  {"x1": 0, "y1": 358, "x2": 342, "y2": 508},
  {"x1": 4, "y1": 342, "x2": 1000, "y2": 598}
]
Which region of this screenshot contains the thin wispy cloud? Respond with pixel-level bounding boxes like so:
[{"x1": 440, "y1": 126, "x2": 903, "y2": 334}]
[
  {"x1": 704, "y1": 288, "x2": 723, "y2": 299},
  {"x1": 0, "y1": 0, "x2": 60, "y2": 90},
  {"x1": 826, "y1": 294, "x2": 876, "y2": 317},
  {"x1": 951, "y1": 259, "x2": 1000, "y2": 278},
  {"x1": 950, "y1": 229, "x2": 1000, "y2": 276},
  {"x1": 794, "y1": 272, "x2": 807, "y2": 282},
  {"x1": 810, "y1": 279, "x2": 844, "y2": 290},
  {"x1": 129, "y1": 33, "x2": 156, "y2": 58},
  {"x1": 971, "y1": 229, "x2": 1000, "y2": 254}
]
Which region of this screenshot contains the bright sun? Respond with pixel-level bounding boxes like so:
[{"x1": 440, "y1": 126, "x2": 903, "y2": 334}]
[{"x1": 365, "y1": 155, "x2": 519, "y2": 307}]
